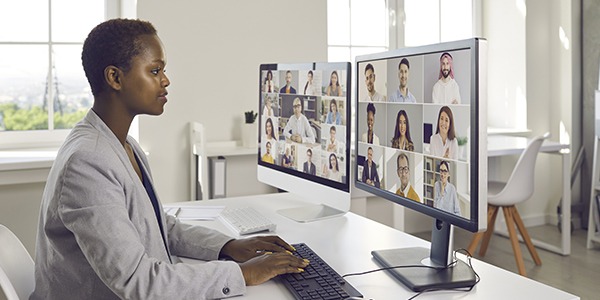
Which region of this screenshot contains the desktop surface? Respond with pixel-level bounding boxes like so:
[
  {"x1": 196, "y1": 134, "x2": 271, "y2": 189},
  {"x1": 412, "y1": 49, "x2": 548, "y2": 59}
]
[{"x1": 177, "y1": 193, "x2": 579, "y2": 300}]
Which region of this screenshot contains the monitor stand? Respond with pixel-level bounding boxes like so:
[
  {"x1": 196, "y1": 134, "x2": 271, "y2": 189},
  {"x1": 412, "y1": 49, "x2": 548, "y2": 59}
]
[
  {"x1": 277, "y1": 204, "x2": 345, "y2": 223},
  {"x1": 371, "y1": 220, "x2": 477, "y2": 292}
]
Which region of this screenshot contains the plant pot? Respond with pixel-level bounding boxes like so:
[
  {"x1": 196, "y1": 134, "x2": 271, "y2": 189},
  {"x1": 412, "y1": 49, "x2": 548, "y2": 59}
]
[{"x1": 241, "y1": 122, "x2": 258, "y2": 148}]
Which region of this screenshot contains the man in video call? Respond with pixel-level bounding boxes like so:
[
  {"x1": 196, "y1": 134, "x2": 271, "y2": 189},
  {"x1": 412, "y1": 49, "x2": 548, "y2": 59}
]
[
  {"x1": 284, "y1": 97, "x2": 316, "y2": 144},
  {"x1": 361, "y1": 147, "x2": 380, "y2": 188},
  {"x1": 363, "y1": 63, "x2": 385, "y2": 102},
  {"x1": 389, "y1": 58, "x2": 416, "y2": 103},
  {"x1": 280, "y1": 70, "x2": 297, "y2": 94},
  {"x1": 395, "y1": 152, "x2": 420, "y2": 202},
  {"x1": 432, "y1": 52, "x2": 461, "y2": 104},
  {"x1": 303, "y1": 148, "x2": 317, "y2": 175}
]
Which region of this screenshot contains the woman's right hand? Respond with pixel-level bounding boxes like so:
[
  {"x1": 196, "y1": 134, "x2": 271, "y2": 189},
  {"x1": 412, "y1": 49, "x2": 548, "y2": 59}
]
[{"x1": 239, "y1": 252, "x2": 309, "y2": 286}]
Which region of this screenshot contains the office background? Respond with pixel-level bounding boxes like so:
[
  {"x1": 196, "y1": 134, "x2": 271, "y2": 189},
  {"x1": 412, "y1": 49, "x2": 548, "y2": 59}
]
[{"x1": 1, "y1": 0, "x2": 598, "y2": 269}]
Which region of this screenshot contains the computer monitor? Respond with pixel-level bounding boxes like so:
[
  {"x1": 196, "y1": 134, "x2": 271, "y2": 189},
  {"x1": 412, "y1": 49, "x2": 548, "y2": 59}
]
[
  {"x1": 354, "y1": 38, "x2": 487, "y2": 291},
  {"x1": 257, "y1": 62, "x2": 352, "y2": 222}
]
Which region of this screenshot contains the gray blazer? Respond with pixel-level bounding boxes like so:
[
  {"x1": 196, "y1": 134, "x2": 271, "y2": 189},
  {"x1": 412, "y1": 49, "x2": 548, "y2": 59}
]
[{"x1": 31, "y1": 111, "x2": 245, "y2": 300}]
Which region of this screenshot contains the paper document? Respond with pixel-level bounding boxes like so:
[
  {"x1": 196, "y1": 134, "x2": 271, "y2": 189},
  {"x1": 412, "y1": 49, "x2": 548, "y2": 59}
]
[{"x1": 163, "y1": 205, "x2": 225, "y2": 220}]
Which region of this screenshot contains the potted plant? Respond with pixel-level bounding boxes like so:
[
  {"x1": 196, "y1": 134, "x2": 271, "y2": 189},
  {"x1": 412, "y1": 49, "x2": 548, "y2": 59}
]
[
  {"x1": 241, "y1": 110, "x2": 258, "y2": 148},
  {"x1": 457, "y1": 136, "x2": 468, "y2": 160}
]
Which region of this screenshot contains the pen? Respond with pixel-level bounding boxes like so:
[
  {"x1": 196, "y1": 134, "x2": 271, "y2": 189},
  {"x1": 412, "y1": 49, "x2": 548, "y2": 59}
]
[{"x1": 175, "y1": 208, "x2": 181, "y2": 217}]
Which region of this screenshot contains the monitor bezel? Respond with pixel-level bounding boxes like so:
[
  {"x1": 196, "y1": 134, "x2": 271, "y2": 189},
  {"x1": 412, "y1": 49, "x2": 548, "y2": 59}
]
[{"x1": 354, "y1": 38, "x2": 487, "y2": 233}]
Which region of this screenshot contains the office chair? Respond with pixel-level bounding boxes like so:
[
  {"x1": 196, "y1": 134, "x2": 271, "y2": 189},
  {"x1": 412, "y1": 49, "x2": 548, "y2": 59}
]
[
  {"x1": 0, "y1": 224, "x2": 35, "y2": 300},
  {"x1": 468, "y1": 133, "x2": 550, "y2": 276}
]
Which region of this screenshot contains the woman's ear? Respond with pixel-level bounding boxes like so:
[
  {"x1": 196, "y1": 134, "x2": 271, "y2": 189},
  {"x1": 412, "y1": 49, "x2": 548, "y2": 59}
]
[{"x1": 104, "y1": 65, "x2": 122, "y2": 91}]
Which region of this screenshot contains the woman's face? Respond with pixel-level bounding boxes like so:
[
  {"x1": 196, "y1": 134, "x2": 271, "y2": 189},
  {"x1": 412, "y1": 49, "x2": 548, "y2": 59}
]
[
  {"x1": 330, "y1": 102, "x2": 337, "y2": 113},
  {"x1": 399, "y1": 114, "x2": 407, "y2": 137},
  {"x1": 331, "y1": 73, "x2": 338, "y2": 85},
  {"x1": 266, "y1": 97, "x2": 271, "y2": 107},
  {"x1": 330, "y1": 156, "x2": 337, "y2": 168},
  {"x1": 267, "y1": 72, "x2": 272, "y2": 80},
  {"x1": 308, "y1": 72, "x2": 313, "y2": 82},
  {"x1": 266, "y1": 121, "x2": 272, "y2": 135},
  {"x1": 367, "y1": 111, "x2": 374, "y2": 131},
  {"x1": 438, "y1": 111, "x2": 450, "y2": 135},
  {"x1": 440, "y1": 163, "x2": 449, "y2": 184}
]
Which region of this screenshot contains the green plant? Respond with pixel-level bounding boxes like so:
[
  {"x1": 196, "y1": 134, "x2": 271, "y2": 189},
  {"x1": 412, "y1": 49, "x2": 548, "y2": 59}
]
[
  {"x1": 244, "y1": 110, "x2": 258, "y2": 124},
  {"x1": 457, "y1": 136, "x2": 468, "y2": 146}
]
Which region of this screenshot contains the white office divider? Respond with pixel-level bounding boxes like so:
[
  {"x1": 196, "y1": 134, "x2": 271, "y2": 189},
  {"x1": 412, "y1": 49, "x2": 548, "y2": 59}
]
[{"x1": 189, "y1": 122, "x2": 208, "y2": 200}]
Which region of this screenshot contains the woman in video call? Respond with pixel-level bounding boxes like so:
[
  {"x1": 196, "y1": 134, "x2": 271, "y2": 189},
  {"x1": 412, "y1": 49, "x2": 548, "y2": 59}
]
[
  {"x1": 325, "y1": 99, "x2": 342, "y2": 125},
  {"x1": 434, "y1": 160, "x2": 461, "y2": 215},
  {"x1": 391, "y1": 109, "x2": 414, "y2": 151},
  {"x1": 325, "y1": 70, "x2": 343, "y2": 97},
  {"x1": 325, "y1": 153, "x2": 342, "y2": 182},
  {"x1": 263, "y1": 70, "x2": 276, "y2": 93},
  {"x1": 326, "y1": 126, "x2": 339, "y2": 152},
  {"x1": 264, "y1": 117, "x2": 277, "y2": 141},
  {"x1": 303, "y1": 70, "x2": 317, "y2": 95},
  {"x1": 361, "y1": 103, "x2": 380, "y2": 145},
  {"x1": 31, "y1": 19, "x2": 307, "y2": 300},
  {"x1": 282, "y1": 147, "x2": 293, "y2": 168},
  {"x1": 263, "y1": 95, "x2": 274, "y2": 117},
  {"x1": 429, "y1": 105, "x2": 458, "y2": 160}
]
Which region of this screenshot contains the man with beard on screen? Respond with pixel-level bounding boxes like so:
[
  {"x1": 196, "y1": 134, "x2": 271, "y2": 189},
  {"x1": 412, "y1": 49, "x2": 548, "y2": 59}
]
[{"x1": 432, "y1": 52, "x2": 461, "y2": 104}]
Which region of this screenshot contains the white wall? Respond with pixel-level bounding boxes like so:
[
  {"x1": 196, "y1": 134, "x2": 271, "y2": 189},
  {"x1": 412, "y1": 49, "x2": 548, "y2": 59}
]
[{"x1": 137, "y1": 1, "x2": 328, "y2": 203}]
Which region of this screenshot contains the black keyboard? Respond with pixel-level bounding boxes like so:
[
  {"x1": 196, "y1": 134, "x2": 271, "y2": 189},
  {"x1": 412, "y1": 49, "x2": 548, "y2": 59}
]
[{"x1": 279, "y1": 243, "x2": 363, "y2": 300}]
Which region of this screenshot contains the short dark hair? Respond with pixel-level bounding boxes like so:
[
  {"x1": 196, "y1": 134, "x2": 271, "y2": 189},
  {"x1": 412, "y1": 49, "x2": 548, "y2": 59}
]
[
  {"x1": 307, "y1": 148, "x2": 312, "y2": 155},
  {"x1": 399, "y1": 58, "x2": 410, "y2": 69},
  {"x1": 367, "y1": 103, "x2": 376, "y2": 115},
  {"x1": 365, "y1": 63, "x2": 374, "y2": 74},
  {"x1": 82, "y1": 18, "x2": 157, "y2": 96}
]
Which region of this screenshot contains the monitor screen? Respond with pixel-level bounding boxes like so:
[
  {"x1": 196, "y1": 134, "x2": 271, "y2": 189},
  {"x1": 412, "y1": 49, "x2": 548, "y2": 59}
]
[
  {"x1": 354, "y1": 38, "x2": 487, "y2": 291},
  {"x1": 257, "y1": 62, "x2": 352, "y2": 222}
]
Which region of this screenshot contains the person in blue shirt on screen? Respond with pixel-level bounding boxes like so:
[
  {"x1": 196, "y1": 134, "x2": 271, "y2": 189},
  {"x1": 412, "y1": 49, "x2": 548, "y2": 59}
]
[
  {"x1": 389, "y1": 58, "x2": 417, "y2": 103},
  {"x1": 361, "y1": 147, "x2": 380, "y2": 188},
  {"x1": 325, "y1": 99, "x2": 342, "y2": 125},
  {"x1": 434, "y1": 160, "x2": 461, "y2": 215}
]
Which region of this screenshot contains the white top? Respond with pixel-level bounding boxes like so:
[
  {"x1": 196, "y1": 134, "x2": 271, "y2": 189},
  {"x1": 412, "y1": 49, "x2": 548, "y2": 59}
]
[
  {"x1": 262, "y1": 106, "x2": 273, "y2": 118},
  {"x1": 263, "y1": 80, "x2": 276, "y2": 93},
  {"x1": 429, "y1": 133, "x2": 458, "y2": 160},
  {"x1": 361, "y1": 132, "x2": 380, "y2": 145},
  {"x1": 364, "y1": 91, "x2": 385, "y2": 102},
  {"x1": 327, "y1": 169, "x2": 342, "y2": 182},
  {"x1": 326, "y1": 138, "x2": 338, "y2": 152},
  {"x1": 303, "y1": 82, "x2": 317, "y2": 95},
  {"x1": 432, "y1": 78, "x2": 461, "y2": 104},
  {"x1": 283, "y1": 114, "x2": 316, "y2": 144}
]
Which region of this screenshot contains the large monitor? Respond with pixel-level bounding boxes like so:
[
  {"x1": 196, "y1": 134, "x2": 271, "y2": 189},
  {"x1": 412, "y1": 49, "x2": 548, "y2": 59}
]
[
  {"x1": 257, "y1": 62, "x2": 352, "y2": 222},
  {"x1": 354, "y1": 38, "x2": 487, "y2": 291}
]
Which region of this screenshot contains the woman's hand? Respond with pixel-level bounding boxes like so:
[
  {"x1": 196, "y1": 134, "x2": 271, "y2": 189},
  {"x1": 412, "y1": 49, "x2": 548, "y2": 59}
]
[
  {"x1": 220, "y1": 235, "x2": 295, "y2": 262},
  {"x1": 239, "y1": 252, "x2": 309, "y2": 286}
]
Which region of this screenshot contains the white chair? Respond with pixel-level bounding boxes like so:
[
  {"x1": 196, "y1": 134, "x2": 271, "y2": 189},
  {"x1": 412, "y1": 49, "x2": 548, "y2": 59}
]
[
  {"x1": 0, "y1": 225, "x2": 34, "y2": 300},
  {"x1": 468, "y1": 133, "x2": 550, "y2": 276}
]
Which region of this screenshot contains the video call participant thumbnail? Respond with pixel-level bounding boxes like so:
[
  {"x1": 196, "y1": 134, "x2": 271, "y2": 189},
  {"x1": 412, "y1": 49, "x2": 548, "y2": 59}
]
[
  {"x1": 395, "y1": 152, "x2": 420, "y2": 202},
  {"x1": 434, "y1": 160, "x2": 461, "y2": 215},
  {"x1": 432, "y1": 52, "x2": 461, "y2": 104},
  {"x1": 284, "y1": 97, "x2": 316, "y2": 144},
  {"x1": 389, "y1": 58, "x2": 416, "y2": 103},
  {"x1": 361, "y1": 147, "x2": 380, "y2": 188}
]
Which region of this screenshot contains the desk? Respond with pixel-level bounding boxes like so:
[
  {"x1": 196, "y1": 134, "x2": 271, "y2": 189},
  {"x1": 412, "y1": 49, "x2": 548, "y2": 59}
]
[
  {"x1": 176, "y1": 193, "x2": 578, "y2": 299},
  {"x1": 488, "y1": 135, "x2": 571, "y2": 255}
]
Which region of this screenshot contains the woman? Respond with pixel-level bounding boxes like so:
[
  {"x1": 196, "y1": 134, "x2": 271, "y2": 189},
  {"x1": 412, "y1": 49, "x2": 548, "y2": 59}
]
[
  {"x1": 390, "y1": 109, "x2": 414, "y2": 151},
  {"x1": 31, "y1": 18, "x2": 306, "y2": 300},
  {"x1": 325, "y1": 70, "x2": 343, "y2": 96},
  {"x1": 282, "y1": 147, "x2": 293, "y2": 168},
  {"x1": 261, "y1": 141, "x2": 275, "y2": 163},
  {"x1": 303, "y1": 70, "x2": 316, "y2": 95},
  {"x1": 264, "y1": 117, "x2": 277, "y2": 141},
  {"x1": 262, "y1": 95, "x2": 274, "y2": 117},
  {"x1": 263, "y1": 70, "x2": 276, "y2": 93},
  {"x1": 434, "y1": 160, "x2": 461, "y2": 215},
  {"x1": 429, "y1": 106, "x2": 458, "y2": 159},
  {"x1": 325, "y1": 153, "x2": 342, "y2": 182},
  {"x1": 326, "y1": 126, "x2": 338, "y2": 152},
  {"x1": 325, "y1": 99, "x2": 342, "y2": 125}
]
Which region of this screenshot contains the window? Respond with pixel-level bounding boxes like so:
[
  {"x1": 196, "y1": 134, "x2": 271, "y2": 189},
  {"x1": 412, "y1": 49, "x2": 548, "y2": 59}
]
[
  {"x1": 0, "y1": 0, "x2": 119, "y2": 148},
  {"x1": 327, "y1": 0, "x2": 389, "y2": 63},
  {"x1": 403, "y1": 0, "x2": 473, "y2": 47}
]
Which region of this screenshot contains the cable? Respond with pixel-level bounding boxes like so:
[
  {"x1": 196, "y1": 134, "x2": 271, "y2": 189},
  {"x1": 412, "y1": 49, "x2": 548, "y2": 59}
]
[{"x1": 342, "y1": 248, "x2": 480, "y2": 300}]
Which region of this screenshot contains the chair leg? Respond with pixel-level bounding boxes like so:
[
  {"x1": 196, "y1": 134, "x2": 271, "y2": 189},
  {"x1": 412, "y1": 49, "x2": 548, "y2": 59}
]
[
  {"x1": 511, "y1": 206, "x2": 542, "y2": 266},
  {"x1": 503, "y1": 206, "x2": 527, "y2": 276},
  {"x1": 468, "y1": 204, "x2": 497, "y2": 256},
  {"x1": 479, "y1": 205, "x2": 499, "y2": 257}
]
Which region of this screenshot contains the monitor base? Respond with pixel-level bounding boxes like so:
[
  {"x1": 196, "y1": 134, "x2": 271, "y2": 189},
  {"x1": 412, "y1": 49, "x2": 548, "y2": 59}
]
[
  {"x1": 371, "y1": 247, "x2": 477, "y2": 292},
  {"x1": 277, "y1": 204, "x2": 346, "y2": 223}
]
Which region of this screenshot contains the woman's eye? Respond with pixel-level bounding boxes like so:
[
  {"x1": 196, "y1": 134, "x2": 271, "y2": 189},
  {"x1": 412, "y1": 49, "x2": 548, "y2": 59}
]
[{"x1": 151, "y1": 68, "x2": 160, "y2": 75}]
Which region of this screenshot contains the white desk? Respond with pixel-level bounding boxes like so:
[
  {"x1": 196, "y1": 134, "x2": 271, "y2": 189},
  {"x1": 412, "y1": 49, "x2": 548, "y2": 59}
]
[
  {"x1": 488, "y1": 135, "x2": 571, "y2": 255},
  {"x1": 176, "y1": 193, "x2": 578, "y2": 299}
]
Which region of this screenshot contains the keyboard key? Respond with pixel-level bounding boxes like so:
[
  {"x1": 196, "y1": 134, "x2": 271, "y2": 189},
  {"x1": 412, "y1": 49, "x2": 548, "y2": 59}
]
[{"x1": 220, "y1": 207, "x2": 276, "y2": 235}]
